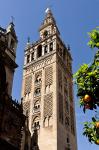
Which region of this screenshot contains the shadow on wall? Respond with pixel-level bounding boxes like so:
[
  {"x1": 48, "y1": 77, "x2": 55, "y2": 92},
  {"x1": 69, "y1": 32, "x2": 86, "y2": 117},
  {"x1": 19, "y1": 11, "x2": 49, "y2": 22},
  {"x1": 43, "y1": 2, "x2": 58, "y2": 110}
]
[
  {"x1": 31, "y1": 129, "x2": 39, "y2": 150},
  {"x1": 21, "y1": 115, "x2": 39, "y2": 150}
]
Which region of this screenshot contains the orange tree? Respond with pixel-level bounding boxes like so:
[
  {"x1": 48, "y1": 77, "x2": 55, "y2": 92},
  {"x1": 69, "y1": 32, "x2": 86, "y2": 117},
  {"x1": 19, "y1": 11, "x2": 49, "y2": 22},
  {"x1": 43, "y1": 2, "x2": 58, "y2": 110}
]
[{"x1": 74, "y1": 28, "x2": 99, "y2": 144}]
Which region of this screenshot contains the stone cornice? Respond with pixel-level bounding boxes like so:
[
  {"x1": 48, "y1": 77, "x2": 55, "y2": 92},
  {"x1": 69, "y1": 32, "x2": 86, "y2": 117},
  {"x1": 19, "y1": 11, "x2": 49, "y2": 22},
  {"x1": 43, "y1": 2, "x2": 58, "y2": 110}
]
[{"x1": 56, "y1": 53, "x2": 72, "y2": 77}]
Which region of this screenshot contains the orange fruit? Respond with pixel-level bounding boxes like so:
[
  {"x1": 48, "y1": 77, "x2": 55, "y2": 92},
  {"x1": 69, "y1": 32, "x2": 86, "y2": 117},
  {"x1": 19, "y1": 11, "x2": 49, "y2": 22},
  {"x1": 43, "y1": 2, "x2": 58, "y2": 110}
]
[
  {"x1": 96, "y1": 42, "x2": 99, "y2": 47},
  {"x1": 83, "y1": 94, "x2": 91, "y2": 103},
  {"x1": 95, "y1": 139, "x2": 99, "y2": 145},
  {"x1": 95, "y1": 122, "x2": 99, "y2": 128}
]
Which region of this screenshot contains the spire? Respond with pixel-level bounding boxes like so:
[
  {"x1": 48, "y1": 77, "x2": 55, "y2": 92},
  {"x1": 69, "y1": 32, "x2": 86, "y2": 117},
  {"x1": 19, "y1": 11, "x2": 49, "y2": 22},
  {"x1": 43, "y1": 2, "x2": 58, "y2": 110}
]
[
  {"x1": 39, "y1": 8, "x2": 56, "y2": 29},
  {"x1": 44, "y1": 7, "x2": 56, "y2": 24},
  {"x1": 25, "y1": 36, "x2": 31, "y2": 49},
  {"x1": 6, "y1": 18, "x2": 17, "y2": 41},
  {"x1": 39, "y1": 8, "x2": 60, "y2": 36}
]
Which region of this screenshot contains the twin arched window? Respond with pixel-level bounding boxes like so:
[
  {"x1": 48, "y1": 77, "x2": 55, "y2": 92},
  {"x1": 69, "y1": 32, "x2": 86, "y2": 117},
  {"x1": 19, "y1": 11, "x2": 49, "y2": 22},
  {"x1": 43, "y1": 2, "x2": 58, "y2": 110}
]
[
  {"x1": 35, "y1": 75, "x2": 41, "y2": 84},
  {"x1": 43, "y1": 30, "x2": 48, "y2": 38},
  {"x1": 34, "y1": 88, "x2": 41, "y2": 96},
  {"x1": 32, "y1": 116, "x2": 40, "y2": 130},
  {"x1": 34, "y1": 100, "x2": 40, "y2": 110}
]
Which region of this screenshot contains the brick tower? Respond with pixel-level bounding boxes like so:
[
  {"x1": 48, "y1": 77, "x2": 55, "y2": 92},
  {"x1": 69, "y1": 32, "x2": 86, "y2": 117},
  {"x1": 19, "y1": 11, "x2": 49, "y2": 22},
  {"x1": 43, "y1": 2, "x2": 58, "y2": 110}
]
[{"x1": 21, "y1": 9, "x2": 77, "y2": 150}]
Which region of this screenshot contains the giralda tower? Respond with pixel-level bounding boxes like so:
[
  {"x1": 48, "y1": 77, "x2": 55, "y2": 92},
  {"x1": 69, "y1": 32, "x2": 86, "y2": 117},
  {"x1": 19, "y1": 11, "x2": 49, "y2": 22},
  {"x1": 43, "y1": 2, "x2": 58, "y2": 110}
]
[{"x1": 21, "y1": 9, "x2": 77, "y2": 150}]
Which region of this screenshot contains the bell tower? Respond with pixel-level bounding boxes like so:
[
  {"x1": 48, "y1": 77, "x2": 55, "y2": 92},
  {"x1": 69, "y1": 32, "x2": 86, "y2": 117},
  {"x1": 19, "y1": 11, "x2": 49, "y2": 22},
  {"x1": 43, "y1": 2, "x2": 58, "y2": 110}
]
[
  {"x1": 21, "y1": 9, "x2": 77, "y2": 150},
  {"x1": 39, "y1": 8, "x2": 60, "y2": 39}
]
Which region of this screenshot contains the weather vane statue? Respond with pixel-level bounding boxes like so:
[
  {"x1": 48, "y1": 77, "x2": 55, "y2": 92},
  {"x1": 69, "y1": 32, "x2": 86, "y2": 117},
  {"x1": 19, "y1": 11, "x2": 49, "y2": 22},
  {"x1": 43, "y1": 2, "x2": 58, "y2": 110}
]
[
  {"x1": 45, "y1": 7, "x2": 50, "y2": 13},
  {"x1": 45, "y1": 1, "x2": 53, "y2": 14}
]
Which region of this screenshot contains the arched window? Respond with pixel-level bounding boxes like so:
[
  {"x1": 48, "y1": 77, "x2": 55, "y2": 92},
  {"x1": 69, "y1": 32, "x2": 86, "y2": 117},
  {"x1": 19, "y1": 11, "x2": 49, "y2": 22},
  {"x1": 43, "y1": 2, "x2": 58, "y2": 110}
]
[
  {"x1": 34, "y1": 100, "x2": 40, "y2": 110},
  {"x1": 32, "y1": 116, "x2": 40, "y2": 130},
  {"x1": 57, "y1": 44, "x2": 59, "y2": 52},
  {"x1": 27, "y1": 54, "x2": 30, "y2": 63},
  {"x1": 44, "y1": 45, "x2": 48, "y2": 54},
  {"x1": 34, "y1": 88, "x2": 41, "y2": 96},
  {"x1": 35, "y1": 75, "x2": 41, "y2": 83},
  {"x1": 43, "y1": 30, "x2": 48, "y2": 38},
  {"x1": 50, "y1": 42, "x2": 53, "y2": 51},
  {"x1": 31, "y1": 52, "x2": 34, "y2": 61},
  {"x1": 37, "y1": 45, "x2": 42, "y2": 58},
  {"x1": 10, "y1": 39, "x2": 15, "y2": 50}
]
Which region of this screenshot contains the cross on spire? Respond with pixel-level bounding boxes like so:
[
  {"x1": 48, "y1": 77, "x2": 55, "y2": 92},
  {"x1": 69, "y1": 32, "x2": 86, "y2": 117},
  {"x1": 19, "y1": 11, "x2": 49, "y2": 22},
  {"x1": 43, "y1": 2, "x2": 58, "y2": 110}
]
[
  {"x1": 11, "y1": 16, "x2": 15, "y2": 24},
  {"x1": 27, "y1": 37, "x2": 30, "y2": 43}
]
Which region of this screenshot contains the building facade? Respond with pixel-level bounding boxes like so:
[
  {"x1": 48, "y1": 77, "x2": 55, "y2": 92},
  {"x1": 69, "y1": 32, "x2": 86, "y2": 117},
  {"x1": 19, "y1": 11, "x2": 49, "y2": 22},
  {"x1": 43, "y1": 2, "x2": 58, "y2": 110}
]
[
  {"x1": 0, "y1": 22, "x2": 18, "y2": 96},
  {"x1": 0, "y1": 22, "x2": 25, "y2": 150},
  {"x1": 21, "y1": 9, "x2": 77, "y2": 150}
]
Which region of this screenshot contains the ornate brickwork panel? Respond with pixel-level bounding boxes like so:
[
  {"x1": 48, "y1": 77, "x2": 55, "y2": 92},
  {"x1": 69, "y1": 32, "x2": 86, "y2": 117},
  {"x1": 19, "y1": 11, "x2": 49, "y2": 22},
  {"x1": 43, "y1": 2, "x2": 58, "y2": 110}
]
[
  {"x1": 57, "y1": 54, "x2": 66, "y2": 71},
  {"x1": 58, "y1": 68, "x2": 62, "y2": 92},
  {"x1": 64, "y1": 87, "x2": 70, "y2": 130},
  {"x1": 70, "y1": 106, "x2": 75, "y2": 135},
  {"x1": 68, "y1": 81, "x2": 73, "y2": 102},
  {"x1": 23, "y1": 101, "x2": 30, "y2": 116},
  {"x1": 45, "y1": 66, "x2": 53, "y2": 86},
  {"x1": 44, "y1": 93, "x2": 53, "y2": 118},
  {"x1": 24, "y1": 75, "x2": 32, "y2": 95},
  {"x1": 59, "y1": 92, "x2": 63, "y2": 124},
  {"x1": 64, "y1": 87, "x2": 69, "y2": 114},
  {"x1": 64, "y1": 76, "x2": 68, "y2": 90},
  {"x1": 33, "y1": 97, "x2": 41, "y2": 103},
  {"x1": 67, "y1": 55, "x2": 72, "y2": 72},
  {"x1": 65, "y1": 116, "x2": 70, "y2": 128}
]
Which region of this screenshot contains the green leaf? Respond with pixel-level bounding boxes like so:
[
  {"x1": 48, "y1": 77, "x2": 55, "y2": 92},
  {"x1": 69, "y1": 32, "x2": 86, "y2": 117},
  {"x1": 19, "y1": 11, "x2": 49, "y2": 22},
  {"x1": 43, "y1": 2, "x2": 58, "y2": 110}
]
[{"x1": 92, "y1": 117, "x2": 96, "y2": 122}]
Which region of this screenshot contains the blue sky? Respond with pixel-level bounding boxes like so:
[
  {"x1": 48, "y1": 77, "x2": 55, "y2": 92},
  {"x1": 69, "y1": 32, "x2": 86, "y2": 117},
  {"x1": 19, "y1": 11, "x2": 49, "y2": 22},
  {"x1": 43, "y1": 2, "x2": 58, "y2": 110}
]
[{"x1": 0, "y1": 0, "x2": 99, "y2": 149}]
